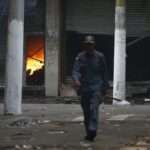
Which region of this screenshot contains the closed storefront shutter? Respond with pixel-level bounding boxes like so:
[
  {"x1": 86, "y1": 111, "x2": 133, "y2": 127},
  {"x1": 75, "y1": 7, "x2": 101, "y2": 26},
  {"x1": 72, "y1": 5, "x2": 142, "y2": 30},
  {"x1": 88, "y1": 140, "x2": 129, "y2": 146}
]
[
  {"x1": 66, "y1": 0, "x2": 150, "y2": 37},
  {"x1": 127, "y1": 0, "x2": 150, "y2": 37},
  {"x1": 65, "y1": 0, "x2": 115, "y2": 35}
]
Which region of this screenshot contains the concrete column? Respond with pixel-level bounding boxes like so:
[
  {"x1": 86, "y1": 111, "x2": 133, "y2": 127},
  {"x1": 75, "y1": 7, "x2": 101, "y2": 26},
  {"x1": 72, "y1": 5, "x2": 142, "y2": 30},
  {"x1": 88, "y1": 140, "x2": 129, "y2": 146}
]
[
  {"x1": 113, "y1": 0, "x2": 126, "y2": 101},
  {"x1": 45, "y1": 0, "x2": 61, "y2": 96},
  {"x1": 4, "y1": 0, "x2": 24, "y2": 114}
]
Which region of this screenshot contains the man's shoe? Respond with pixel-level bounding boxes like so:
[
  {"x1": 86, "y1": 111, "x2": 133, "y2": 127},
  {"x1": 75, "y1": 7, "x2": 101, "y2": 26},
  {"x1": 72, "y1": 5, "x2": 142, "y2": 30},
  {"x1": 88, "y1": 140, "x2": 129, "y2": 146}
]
[
  {"x1": 80, "y1": 140, "x2": 92, "y2": 147},
  {"x1": 113, "y1": 99, "x2": 130, "y2": 106},
  {"x1": 84, "y1": 135, "x2": 95, "y2": 142}
]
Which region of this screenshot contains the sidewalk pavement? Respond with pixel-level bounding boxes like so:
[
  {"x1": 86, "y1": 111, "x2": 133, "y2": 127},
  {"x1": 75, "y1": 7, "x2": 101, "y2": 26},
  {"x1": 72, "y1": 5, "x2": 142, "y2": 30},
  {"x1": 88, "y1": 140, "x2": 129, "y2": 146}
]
[{"x1": 0, "y1": 104, "x2": 150, "y2": 149}]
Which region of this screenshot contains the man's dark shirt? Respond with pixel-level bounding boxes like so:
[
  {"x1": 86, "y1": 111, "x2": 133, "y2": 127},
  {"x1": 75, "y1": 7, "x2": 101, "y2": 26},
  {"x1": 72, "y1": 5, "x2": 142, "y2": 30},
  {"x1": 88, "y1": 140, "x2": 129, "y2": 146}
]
[{"x1": 72, "y1": 50, "x2": 108, "y2": 94}]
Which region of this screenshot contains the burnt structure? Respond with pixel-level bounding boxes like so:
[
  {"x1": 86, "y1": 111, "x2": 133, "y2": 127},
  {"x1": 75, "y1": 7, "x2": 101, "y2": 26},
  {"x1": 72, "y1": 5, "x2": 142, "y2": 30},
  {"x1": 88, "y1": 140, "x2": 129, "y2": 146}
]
[{"x1": 0, "y1": 0, "x2": 150, "y2": 113}]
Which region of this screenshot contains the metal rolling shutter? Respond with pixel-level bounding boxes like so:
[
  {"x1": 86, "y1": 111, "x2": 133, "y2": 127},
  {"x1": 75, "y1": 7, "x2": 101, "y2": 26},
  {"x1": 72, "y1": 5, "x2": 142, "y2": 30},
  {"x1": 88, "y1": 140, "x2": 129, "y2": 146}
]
[
  {"x1": 65, "y1": 0, "x2": 115, "y2": 35},
  {"x1": 66, "y1": 0, "x2": 150, "y2": 37},
  {"x1": 0, "y1": 0, "x2": 8, "y2": 84},
  {"x1": 127, "y1": 0, "x2": 150, "y2": 37}
]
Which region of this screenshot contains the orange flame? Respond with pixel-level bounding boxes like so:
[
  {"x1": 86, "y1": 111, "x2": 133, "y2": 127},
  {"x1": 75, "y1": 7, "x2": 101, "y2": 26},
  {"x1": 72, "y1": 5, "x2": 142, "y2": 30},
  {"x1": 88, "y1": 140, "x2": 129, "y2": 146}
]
[
  {"x1": 26, "y1": 36, "x2": 44, "y2": 75},
  {"x1": 26, "y1": 51, "x2": 44, "y2": 75}
]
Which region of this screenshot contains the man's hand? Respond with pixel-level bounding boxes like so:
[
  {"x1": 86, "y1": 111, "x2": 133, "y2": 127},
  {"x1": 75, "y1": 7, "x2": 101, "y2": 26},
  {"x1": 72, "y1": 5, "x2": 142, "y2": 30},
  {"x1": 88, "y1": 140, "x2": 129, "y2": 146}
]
[{"x1": 73, "y1": 80, "x2": 81, "y2": 89}]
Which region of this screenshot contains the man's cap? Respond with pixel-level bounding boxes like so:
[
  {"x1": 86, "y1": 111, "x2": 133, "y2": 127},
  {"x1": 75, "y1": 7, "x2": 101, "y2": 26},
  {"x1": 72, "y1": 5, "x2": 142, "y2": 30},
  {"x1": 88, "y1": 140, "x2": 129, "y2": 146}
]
[{"x1": 83, "y1": 35, "x2": 95, "y2": 44}]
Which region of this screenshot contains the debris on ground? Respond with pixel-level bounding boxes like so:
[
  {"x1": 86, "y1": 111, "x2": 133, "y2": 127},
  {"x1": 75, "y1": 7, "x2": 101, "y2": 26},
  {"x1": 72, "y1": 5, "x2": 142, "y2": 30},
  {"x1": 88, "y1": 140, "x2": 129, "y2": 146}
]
[{"x1": 7, "y1": 117, "x2": 52, "y2": 128}]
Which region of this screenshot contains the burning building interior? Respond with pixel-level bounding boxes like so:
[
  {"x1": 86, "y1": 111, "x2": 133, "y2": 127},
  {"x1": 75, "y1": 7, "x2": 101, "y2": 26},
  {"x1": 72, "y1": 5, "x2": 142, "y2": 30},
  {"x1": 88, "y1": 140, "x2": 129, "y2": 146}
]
[
  {"x1": 0, "y1": 0, "x2": 45, "y2": 87},
  {"x1": 26, "y1": 35, "x2": 45, "y2": 85}
]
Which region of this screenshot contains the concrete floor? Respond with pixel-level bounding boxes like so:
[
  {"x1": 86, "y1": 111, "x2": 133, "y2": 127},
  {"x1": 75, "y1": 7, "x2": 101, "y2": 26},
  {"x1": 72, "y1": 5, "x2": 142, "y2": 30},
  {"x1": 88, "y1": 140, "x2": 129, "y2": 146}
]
[{"x1": 0, "y1": 104, "x2": 150, "y2": 149}]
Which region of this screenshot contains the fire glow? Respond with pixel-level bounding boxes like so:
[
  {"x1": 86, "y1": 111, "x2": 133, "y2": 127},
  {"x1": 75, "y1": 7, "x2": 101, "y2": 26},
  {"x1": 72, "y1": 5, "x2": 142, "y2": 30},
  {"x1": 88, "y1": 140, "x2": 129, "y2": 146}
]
[
  {"x1": 26, "y1": 50, "x2": 44, "y2": 75},
  {"x1": 26, "y1": 36, "x2": 44, "y2": 75}
]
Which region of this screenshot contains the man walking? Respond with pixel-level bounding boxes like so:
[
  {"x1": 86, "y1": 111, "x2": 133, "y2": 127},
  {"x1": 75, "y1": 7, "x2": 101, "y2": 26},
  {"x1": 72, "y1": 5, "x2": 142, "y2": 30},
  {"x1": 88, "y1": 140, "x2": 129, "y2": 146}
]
[{"x1": 72, "y1": 35, "x2": 109, "y2": 142}]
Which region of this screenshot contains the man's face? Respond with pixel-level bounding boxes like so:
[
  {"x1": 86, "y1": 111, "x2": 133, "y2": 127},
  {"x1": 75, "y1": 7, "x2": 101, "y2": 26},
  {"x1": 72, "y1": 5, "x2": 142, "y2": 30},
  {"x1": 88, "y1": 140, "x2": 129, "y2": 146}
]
[{"x1": 84, "y1": 43, "x2": 95, "y2": 55}]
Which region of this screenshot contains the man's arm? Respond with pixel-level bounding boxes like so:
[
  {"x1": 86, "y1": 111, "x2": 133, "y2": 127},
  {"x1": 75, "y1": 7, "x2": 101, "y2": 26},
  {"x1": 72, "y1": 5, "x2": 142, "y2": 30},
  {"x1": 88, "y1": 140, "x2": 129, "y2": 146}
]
[{"x1": 72, "y1": 56, "x2": 81, "y2": 87}]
